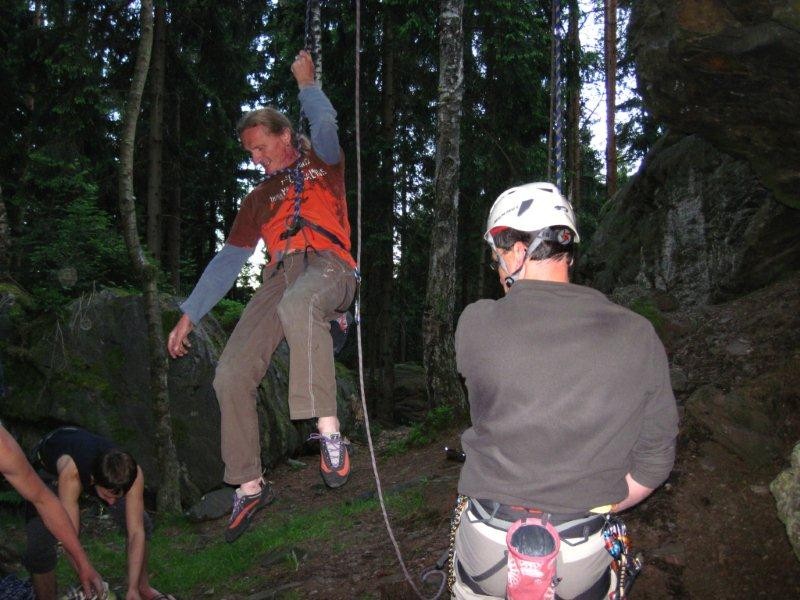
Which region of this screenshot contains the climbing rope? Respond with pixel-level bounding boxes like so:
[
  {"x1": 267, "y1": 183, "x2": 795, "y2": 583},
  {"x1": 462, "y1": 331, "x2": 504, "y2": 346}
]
[
  {"x1": 299, "y1": 0, "x2": 322, "y2": 137},
  {"x1": 294, "y1": 0, "x2": 448, "y2": 595},
  {"x1": 304, "y1": 0, "x2": 322, "y2": 81},
  {"x1": 551, "y1": 0, "x2": 566, "y2": 192},
  {"x1": 350, "y1": 0, "x2": 445, "y2": 598}
]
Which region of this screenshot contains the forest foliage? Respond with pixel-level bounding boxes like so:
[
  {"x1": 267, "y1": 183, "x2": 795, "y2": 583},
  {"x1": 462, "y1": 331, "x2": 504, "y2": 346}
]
[{"x1": 0, "y1": 0, "x2": 654, "y2": 412}]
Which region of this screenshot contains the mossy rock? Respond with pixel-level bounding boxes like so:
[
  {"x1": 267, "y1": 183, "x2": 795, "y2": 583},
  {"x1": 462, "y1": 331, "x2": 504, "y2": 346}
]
[
  {"x1": 771, "y1": 442, "x2": 800, "y2": 562},
  {"x1": 1, "y1": 289, "x2": 357, "y2": 505}
]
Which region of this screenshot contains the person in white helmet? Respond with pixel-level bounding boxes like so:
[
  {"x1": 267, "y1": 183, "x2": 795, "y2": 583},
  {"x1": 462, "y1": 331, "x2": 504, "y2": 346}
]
[{"x1": 451, "y1": 182, "x2": 679, "y2": 599}]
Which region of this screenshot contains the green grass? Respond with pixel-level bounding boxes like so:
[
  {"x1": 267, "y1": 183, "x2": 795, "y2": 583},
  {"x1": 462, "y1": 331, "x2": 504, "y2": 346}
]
[
  {"x1": 50, "y1": 485, "x2": 427, "y2": 597},
  {"x1": 630, "y1": 296, "x2": 666, "y2": 335},
  {"x1": 384, "y1": 405, "x2": 456, "y2": 456}
]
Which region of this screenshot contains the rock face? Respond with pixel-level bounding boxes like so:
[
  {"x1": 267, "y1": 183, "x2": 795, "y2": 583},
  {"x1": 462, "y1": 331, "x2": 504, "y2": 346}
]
[
  {"x1": 630, "y1": 0, "x2": 800, "y2": 208},
  {"x1": 771, "y1": 443, "x2": 800, "y2": 562},
  {"x1": 581, "y1": 134, "x2": 800, "y2": 305},
  {"x1": 1, "y1": 289, "x2": 357, "y2": 505},
  {"x1": 588, "y1": 0, "x2": 800, "y2": 563},
  {"x1": 586, "y1": 0, "x2": 800, "y2": 305}
]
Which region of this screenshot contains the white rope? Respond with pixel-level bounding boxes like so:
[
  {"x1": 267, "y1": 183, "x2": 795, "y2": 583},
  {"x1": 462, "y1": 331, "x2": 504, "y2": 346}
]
[{"x1": 351, "y1": 0, "x2": 444, "y2": 597}]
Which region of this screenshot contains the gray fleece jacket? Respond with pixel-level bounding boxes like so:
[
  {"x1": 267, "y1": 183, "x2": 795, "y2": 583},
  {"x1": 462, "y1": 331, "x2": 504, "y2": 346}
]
[{"x1": 455, "y1": 279, "x2": 679, "y2": 514}]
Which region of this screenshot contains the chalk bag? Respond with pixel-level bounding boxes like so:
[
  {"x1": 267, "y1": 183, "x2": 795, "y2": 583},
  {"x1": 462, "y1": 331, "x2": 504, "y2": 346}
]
[
  {"x1": 329, "y1": 310, "x2": 354, "y2": 355},
  {"x1": 506, "y1": 517, "x2": 561, "y2": 600}
]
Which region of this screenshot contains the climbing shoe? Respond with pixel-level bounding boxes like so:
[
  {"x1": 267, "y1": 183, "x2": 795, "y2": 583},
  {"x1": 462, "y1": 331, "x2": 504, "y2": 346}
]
[
  {"x1": 224, "y1": 480, "x2": 275, "y2": 543},
  {"x1": 309, "y1": 432, "x2": 351, "y2": 488}
]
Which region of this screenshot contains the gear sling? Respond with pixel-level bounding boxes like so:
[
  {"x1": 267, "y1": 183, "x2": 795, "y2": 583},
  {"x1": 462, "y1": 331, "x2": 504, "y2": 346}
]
[{"x1": 275, "y1": 161, "x2": 357, "y2": 354}]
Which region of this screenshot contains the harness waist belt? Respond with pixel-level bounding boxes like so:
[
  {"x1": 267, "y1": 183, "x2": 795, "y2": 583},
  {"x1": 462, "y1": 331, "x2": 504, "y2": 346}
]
[
  {"x1": 471, "y1": 498, "x2": 605, "y2": 538},
  {"x1": 473, "y1": 498, "x2": 587, "y2": 524},
  {"x1": 279, "y1": 216, "x2": 347, "y2": 250}
]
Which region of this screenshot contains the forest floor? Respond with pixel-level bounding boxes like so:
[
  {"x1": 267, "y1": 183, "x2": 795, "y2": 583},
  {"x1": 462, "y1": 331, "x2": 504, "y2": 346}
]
[
  {"x1": 186, "y1": 416, "x2": 799, "y2": 600},
  {"x1": 1, "y1": 273, "x2": 799, "y2": 599},
  {"x1": 177, "y1": 271, "x2": 800, "y2": 599}
]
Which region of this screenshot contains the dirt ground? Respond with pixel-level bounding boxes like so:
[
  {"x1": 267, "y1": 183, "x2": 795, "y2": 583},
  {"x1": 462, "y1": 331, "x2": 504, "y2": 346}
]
[
  {"x1": 201, "y1": 420, "x2": 798, "y2": 600},
  {"x1": 205, "y1": 273, "x2": 800, "y2": 600}
]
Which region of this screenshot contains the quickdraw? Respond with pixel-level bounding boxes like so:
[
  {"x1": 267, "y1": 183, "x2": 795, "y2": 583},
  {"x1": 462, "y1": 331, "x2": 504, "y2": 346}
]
[
  {"x1": 282, "y1": 164, "x2": 306, "y2": 239},
  {"x1": 602, "y1": 515, "x2": 643, "y2": 599}
]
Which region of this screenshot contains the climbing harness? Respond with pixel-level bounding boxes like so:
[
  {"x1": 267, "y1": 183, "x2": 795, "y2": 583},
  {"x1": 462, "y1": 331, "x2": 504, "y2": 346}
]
[
  {"x1": 269, "y1": 159, "x2": 354, "y2": 353},
  {"x1": 468, "y1": 500, "x2": 605, "y2": 541},
  {"x1": 263, "y1": 161, "x2": 304, "y2": 274},
  {"x1": 449, "y1": 498, "x2": 608, "y2": 598},
  {"x1": 603, "y1": 515, "x2": 644, "y2": 598}
]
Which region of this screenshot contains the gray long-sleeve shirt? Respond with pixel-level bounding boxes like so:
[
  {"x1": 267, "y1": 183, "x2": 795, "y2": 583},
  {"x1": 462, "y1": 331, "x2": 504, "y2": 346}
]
[
  {"x1": 180, "y1": 84, "x2": 340, "y2": 323},
  {"x1": 455, "y1": 279, "x2": 679, "y2": 514}
]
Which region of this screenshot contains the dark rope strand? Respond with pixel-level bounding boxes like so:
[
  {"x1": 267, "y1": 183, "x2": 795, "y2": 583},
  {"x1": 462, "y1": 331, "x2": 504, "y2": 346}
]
[{"x1": 553, "y1": 0, "x2": 566, "y2": 191}]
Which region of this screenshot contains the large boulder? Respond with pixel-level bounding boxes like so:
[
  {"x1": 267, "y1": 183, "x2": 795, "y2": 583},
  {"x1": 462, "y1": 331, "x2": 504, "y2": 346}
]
[
  {"x1": 630, "y1": 0, "x2": 800, "y2": 208},
  {"x1": 1, "y1": 289, "x2": 358, "y2": 505},
  {"x1": 580, "y1": 134, "x2": 800, "y2": 305},
  {"x1": 771, "y1": 442, "x2": 800, "y2": 562}
]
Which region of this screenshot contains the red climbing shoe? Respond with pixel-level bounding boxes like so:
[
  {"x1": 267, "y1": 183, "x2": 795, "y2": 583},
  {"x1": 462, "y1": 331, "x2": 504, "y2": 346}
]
[
  {"x1": 225, "y1": 480, "x2": 275, "y2": 543},
  {"x1": 309, "y1": 432, "x2": 351, "y2": 489}
]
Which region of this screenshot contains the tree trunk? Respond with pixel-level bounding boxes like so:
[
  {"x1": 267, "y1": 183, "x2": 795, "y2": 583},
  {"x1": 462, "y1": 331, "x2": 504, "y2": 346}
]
[
  {"x1": 374, "y1": 6, "x2": 397, "y2": 424},
  {"x1": 146, "y1": 3, "x2": 166, "y2": 262},
  {"x1": 566, "y1": 0, "x2": 581, "y2": 209},
  {"x1": 604, "y1": 0, "x2": 617, "y2": 198},
  {"x1": 0, "y1": 185, "x2": 9, "y2": 281},
  {"x1": 423, "y1": 0, "x2": 465, "y2": 411},
  {"x1": 166, "y1": 93, "x2": 182, "y2": 292},
  {"x1": 398, "y1": 182, "x2": 409, "y2": 365},
  {"x1": 117, "y1": 0, "x2": 181, "y2": 513}
]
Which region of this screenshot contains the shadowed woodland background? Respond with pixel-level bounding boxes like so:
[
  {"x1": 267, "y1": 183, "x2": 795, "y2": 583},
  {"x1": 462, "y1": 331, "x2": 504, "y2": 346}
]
[{"x1": 0, "y1": 0, "x2": 799, "y2": 596}]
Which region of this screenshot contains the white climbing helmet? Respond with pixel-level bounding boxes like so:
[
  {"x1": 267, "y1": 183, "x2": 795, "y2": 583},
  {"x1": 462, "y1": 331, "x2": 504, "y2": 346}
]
[{"x1": 484, "y1": 181, "x2": 580, "y2": 246}]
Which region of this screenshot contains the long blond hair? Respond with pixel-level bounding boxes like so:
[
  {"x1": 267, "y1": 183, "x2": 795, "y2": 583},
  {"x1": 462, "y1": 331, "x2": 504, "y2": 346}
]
[{"x1": 236, "y1": 107, "x2": 310, "y2": 152}]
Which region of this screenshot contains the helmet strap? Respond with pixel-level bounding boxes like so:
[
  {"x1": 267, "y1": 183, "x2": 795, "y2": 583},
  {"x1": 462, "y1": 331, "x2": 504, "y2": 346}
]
[{"x1": 500, "y1": 235, "x2": 544, "y2": 288}]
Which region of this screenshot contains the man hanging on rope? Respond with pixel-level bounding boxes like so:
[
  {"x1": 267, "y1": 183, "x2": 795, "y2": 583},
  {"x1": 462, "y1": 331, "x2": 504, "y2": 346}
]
[
  {"x1": 167, "y1": 50, "x2": 357, "y2": 543},
  {"x1": 450, "y1": 182, "x2": 678, "y2": 599}
]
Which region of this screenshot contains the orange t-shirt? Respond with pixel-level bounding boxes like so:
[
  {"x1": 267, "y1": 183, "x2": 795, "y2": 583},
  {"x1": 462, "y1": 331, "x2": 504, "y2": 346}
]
[{"x1": 227, "y1": 149, "x2": 355, "y2": 268}]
